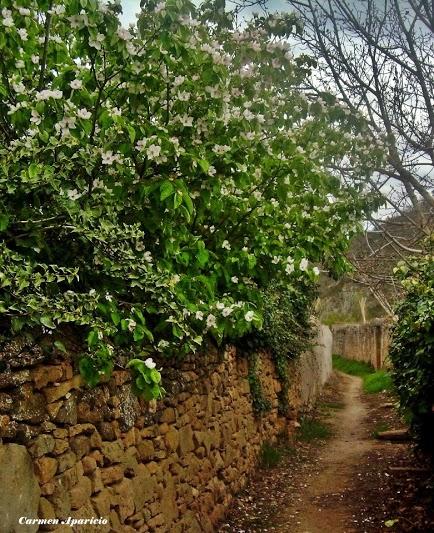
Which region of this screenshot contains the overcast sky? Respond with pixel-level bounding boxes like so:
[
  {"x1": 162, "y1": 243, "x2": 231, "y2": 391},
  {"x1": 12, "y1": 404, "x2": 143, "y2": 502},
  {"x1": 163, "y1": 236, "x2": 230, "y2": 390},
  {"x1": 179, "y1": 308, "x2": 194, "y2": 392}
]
[{"x1": 120, "y1": 0, "x2": 290, "y2": 25}]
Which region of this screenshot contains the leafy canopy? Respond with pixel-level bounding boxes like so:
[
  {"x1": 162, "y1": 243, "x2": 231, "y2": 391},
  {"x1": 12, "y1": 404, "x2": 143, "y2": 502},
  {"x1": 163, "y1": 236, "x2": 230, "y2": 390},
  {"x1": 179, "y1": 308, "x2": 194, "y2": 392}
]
[{"x1": 0, "y1": 0, "x2": 381, "y2": 391}]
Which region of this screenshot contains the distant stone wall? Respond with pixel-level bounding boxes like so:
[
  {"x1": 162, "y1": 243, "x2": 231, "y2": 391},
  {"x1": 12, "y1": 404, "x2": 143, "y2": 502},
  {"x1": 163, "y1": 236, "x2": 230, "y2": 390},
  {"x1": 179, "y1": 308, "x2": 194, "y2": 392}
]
[
  {"x1": 331, "y1": 319, "x2": 391, "y2": 369},
  {"x1": 0, "y1": 325, "x2": 332, "y2": 533}
]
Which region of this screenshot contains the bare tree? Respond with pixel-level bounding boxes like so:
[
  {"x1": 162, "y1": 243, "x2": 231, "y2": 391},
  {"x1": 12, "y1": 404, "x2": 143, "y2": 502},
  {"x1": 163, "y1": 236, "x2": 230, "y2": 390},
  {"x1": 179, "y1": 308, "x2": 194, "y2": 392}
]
[{"x1": 283, "y1": 0, "x2": 434, "y2": 312}]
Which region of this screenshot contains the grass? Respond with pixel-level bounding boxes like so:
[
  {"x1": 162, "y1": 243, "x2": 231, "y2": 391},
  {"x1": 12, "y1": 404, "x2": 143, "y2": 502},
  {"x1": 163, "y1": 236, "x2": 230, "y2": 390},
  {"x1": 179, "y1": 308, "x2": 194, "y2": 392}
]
[
  {"x1": 333, "y1": 354, "x2": 393, "y2": 394},
  {"x1": 297, "y1": 417, "x2": 332, "y2": 442},
  {"x1": 259, "y1": 440, "x2": 296, "y2": 468}
]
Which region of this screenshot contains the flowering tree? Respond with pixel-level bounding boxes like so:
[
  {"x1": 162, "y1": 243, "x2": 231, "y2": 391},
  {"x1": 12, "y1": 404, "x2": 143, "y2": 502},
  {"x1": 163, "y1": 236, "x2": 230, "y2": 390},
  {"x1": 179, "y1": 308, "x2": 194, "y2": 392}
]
[{"x1": 0, "y1": 0, "x2": 381, "y2": 397}]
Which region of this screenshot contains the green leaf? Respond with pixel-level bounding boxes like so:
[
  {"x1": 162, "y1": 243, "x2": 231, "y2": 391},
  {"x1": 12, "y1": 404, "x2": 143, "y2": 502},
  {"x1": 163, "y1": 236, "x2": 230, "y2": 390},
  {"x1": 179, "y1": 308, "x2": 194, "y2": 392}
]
[
  {"x1": 0, "y1": 215, "x2": 9, "y2": 232},
  {"x1": 40, "y1": 316, "x2": 55, "y2": 329},
  {"x1": 160, "y1": 181, "x2": 174, "y2": 201},
  {"x1": 54, "y1": 340, "x2": 67, "y2": 353},
  {"x1": 87, "y1": 329, "x2": 99, "y2": 347}
]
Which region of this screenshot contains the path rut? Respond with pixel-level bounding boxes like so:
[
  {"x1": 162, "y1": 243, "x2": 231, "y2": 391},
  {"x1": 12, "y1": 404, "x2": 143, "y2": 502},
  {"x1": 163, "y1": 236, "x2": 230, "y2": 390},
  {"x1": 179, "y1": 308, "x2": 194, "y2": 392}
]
[{"x1": 275, "y1": 373, "x2": 372, "y2": 533}]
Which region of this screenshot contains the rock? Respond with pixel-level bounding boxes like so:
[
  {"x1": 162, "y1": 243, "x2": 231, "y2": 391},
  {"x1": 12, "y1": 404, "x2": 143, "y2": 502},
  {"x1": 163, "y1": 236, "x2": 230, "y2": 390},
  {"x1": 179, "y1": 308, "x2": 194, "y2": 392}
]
[
  {"x1": 137, "y1": 440, "x2": 154, "y2": 461},
  {"x1": 11, "y1": 384, "x2": 47, "y2": 424},
  {"x1": 117, "y1": 385, "x2": 140, "y2": 431},
  {"x1": 0, "y1": 392, "x2": 13, "y2": 412},
  {"x1": 132, "y1": 464, "x2": 157, "y2": 509},
  {"x1": 70, "y1": 435, "x2": 91, "y2": 459},
  {"x1": 100, "y1": 465, "x2": 125, "y2": 485},
  {"x1": 112, "y1": 478, "x2": 135, "y2": 521},
  {"x1": 376, "y1": 428, "x2": 411, "y2": 441},
  {"x1": 165, "y1": 428, "x2": 180, "y2": 452},
  {"x1": 160, "y1": 407, "x2": 176, "y2": 424},
  {"x1": 82, "y1": 455, "x2": 97, "y2": 475},
  {"x1": 29, "y1": 434, "x2": 55, "y2": 458},
  {"x1": 54, "y1": 395, "x2": 78, "y2": 425},
  {"x1": 0, "y1": 443, "x2": 40, "y2": 533},
  {"x1": 92, "y1": 488, "x2": 112, "y2": 517},
  {"x1": 70, "y1": 476, "x2": 92, "y2": 510},
  {"x1": 0, "y1": 370, "x2": 31, "y2": 389},
  {"x1": 0, "y1": 414, "x2": 17, "y2": 438},
  {"x1": 39, "y1": 496, "x2": 56, "y2": 520},
  {"x1": 57, "y1": 451, "x2": 77, "y2": 473},
  {"x1": 43, "y1": 375, "x2": 82, "y2": 403},
  {"x1": 31, "y1": 366, "x2": 64, "y2": 389},
  {"x1": 178, "y1": 425, "x2": 195, "y2": 455},
  {"x1": 69, "y1": 423, "x2": 96, "y2": 437},
  {"x1": 53, "y1": 438, "x2": 69, "y2": 455},
  {"x1": 101, "y1": 441, "x2": 125, "y2": 464},
  {"x1": 34, "y1": 456, "x2": 58, "y2": 484}
]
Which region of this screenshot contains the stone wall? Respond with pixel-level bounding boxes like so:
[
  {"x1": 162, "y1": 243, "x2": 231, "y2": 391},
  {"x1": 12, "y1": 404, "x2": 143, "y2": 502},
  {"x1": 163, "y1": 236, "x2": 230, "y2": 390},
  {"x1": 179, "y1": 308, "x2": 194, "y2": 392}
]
[
  {"x1": 331, "y1": 319, "x2": 391, "y2": 369},
  {"x1": 0, "y1": 326, "x2": 332, "y2": 533}
]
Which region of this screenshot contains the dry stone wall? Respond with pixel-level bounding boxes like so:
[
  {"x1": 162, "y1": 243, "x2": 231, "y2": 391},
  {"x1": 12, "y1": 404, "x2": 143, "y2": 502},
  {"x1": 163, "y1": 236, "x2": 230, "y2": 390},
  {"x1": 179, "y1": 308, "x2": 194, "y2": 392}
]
[
  {"x1": 331, "y1": 319, "x2": 391, "y2": 369},
  {"x1": 0, "y1": 326, "x2": 331, "y2": 532}
]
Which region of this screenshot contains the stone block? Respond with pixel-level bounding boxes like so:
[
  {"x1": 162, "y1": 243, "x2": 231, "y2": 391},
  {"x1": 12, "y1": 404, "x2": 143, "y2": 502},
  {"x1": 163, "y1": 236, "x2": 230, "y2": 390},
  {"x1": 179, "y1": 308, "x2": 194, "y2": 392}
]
[
  {"x1": 35, "y1": 457, "x2": 58, "y2": 484},
  {"x1": 0, "y1": 443, "x2": 40, "y2": 533}
]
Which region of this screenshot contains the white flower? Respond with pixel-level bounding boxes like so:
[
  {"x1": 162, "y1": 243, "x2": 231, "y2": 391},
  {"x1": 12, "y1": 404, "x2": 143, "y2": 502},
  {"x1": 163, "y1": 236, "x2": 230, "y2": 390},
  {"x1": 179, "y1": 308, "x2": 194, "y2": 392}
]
[
  {"x1": 15, "y1": 60, "x2": 25, "y2": 68},
  {"x1": 272, "y1": 256, "x2": 280, "y2": 265},
  {"x1": 155, "y1": 1, "x2": 166, "y2": 14},
  {"x1": 221, "y1": 240, "x2": 231, "y2": 250},
  {"x1": 244, "y1": 311, "x2": 254, "y2": 322},
  {"x1": 285, "y1": 262, "x2": 295, "y2": 274},
  {"x1": 299, "y1": 258, "x2": 309, "y2": 271},
  {"x1": 117, "y1": 27, "x2": 132, "y2": 41},
  {"x1": 313, "y1": 266, "x2": 320, "y2": 276},
  {"x1": 89, "y1": 33, "x2": 105, "y2": 49},
  {"x1": 147, "y1": 144, "x2": 161, "y2": 160},
  {"x1": 213, "y1": 144, "x2": 230, "y2": 155},
  {"x1": 31, "y1": 54, "x2": 39, "y2": 64},
  {"x1": 177, "y1": 91, "x2": 190, "y2": 102},
  {"x1": 35, "y1": 89, "x2": 63, "y2": 101},
  {"x1": 127, "y1": 319, "x2": 137, "y2": 332},
  {"x1": 208, "y1": 165, "x2": 216, "y2": 176},
  {"x1": 143, "y1": 251, "x2": 153, "y2": 262},
  {"x1": 180, "y1": 114, "x2": 193, "y2": 127},
  {"x1": 206, "y1": 314, "x2": 217, "y2": 328},
  {"x1": 216, "y1": 302, "x2": 225, "y2": 310},
  {"x1": 144, "y1": 357, "x2": 156, "y2": 369},
  {"x1": 77, "y1": 108, "x2": 92, "y2": 119},
  {"x1": 195, "y1": 311, "x2": 204, "y2": 321},
  {"x1": 101, "y1": 150, "x2": 120, "y2": 165},
  {"x1": 231, "y1": 276, "x2": 238, "y2": 283},
  {"x1": 12, "y1": 82, "x2": 26, "y2": 94},
  {"x1": 222, "y1": 307, "x2": 233, "y2": 317},
  {"x1": 173, "y1": 75, "x2": 185, "y2": 86},
  {"x1": 2, "y1": 9, "x2": 13, "y2": 27},
  {"x1": 70, "y1": 79, "x2": 83, "y2": 90},
  {"x1": 30, "y1": 109, "x2": 41, "y2": 125},
  {"x1": 19, "y1": 7, "x2": 31, "y2": 16},
  {"x1": 17, "y1": 28, "x2": 28, "y2": 40}
]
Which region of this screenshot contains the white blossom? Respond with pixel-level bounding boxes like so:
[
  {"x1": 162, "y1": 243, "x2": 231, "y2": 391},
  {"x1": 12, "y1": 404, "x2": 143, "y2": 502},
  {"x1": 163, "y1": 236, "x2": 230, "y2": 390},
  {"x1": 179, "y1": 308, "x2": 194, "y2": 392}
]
[
  {"x1": 244, "y1": 311, "x2": 254, "y2": 322},
  {"x1": 77, "y1": 108, "x2": 92, "y2": 119},
  {"x1": 206, "y1": 314, "x2": 217, "y2": 328},
  {"x1": 146, "y1": 144, "x2": 161, "y2": 160},
  {"x1": 70, "y1": 79, "x2": 83, "y2": 90},
  {"x1": 144, "y1": 357, "x2": 156, "y2": 369},
  {"x1": 221, "y1": 240, "x2": 231, "y2": 250},
  {"x1": 299, "y1": 258, "x2": 309, "y2": 271},
  {"x1": 17, "y1": 28, "x2": 28, "y2": 40}
]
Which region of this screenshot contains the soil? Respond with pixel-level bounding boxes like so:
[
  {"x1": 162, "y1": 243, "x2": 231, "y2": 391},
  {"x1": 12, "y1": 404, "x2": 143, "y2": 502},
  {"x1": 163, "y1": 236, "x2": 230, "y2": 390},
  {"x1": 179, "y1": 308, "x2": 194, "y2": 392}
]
[{"x1": 219, "y1": 371, "x2": 434, "y2": 533}]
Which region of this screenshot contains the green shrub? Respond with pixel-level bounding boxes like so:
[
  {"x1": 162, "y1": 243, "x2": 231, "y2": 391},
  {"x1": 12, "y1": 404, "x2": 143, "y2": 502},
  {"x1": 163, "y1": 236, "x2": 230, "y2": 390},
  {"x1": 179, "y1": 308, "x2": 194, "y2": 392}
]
[
  {"x1": 0, "y1": 0, "x2": 381, "y2": 396},
  {"x1": 390, "y1": 253, "x2": 434, "y2": 454}
]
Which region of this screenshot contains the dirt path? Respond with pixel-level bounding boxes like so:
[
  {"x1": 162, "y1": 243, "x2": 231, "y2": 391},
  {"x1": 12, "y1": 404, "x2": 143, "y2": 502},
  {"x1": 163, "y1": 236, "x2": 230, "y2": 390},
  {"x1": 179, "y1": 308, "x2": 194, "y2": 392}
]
[
  {"x1": 273, "y1": 373, "x2": 372, "y2": 533},
  {"x1": 220, "y1": 371, "x2": 434, "y2": 533}
]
